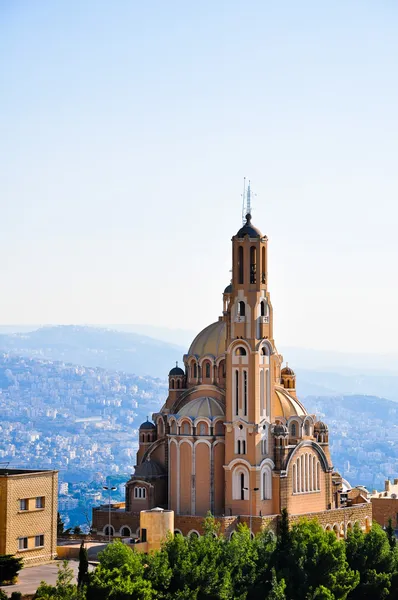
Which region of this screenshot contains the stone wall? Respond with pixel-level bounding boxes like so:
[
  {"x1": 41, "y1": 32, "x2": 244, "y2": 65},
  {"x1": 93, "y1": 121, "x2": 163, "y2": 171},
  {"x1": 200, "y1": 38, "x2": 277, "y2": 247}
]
[{"x1": 371, "y1": 498, "x2": 398, "y2": 528}]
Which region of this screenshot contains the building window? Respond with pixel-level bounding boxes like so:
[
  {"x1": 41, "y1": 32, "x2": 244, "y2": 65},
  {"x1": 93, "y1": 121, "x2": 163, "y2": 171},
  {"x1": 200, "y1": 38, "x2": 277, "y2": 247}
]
[
  {"x1": 171, "y1": 379, "x2": 175, "y2": 389},
  {"x1": 18, "y1": 537, "x2": 28, "y2": 550},
  {"x1": 193, "y1": 363, "x2": 197, "y2": 378},
  {"x1": 199, "y1": 423, "x2": 206, "y2": 435},
  {"x1": 35, "y1": 497, "x2": 44, "y2": 509},
  {"x1": 35, "y1": 534, "x2": 44, "y2": 547},
  {"x1": 235, "y1": 370, "x2": 239, "y2": 415},
  {"x1": 240, "y1": 473, "x2": 245, "y2": 501},
  {"x1": 261, "y1": 466, "x2": 272, "y2": 500},
  {"x1": 205, "y1": 362, "x2": 211, "y2": 378},
  {"x1": 182, "y1": 422, "x2": 190, "y2": 435},
  {"x1": 250, "y1": 246, "x2": 256, "y2": 283},
  {"x1": 304, "y1": 421, "x2": 310, "y2": 436},
  {"x1": 242, "y1": 440, "x2": 246, "y2": 454},
  {"x1": 260, "y1": 300, "x2": 265, "y2": 316},
  {"x1": 238, "y1": 246, "x2": 244, "y2": 284},
  {"x1": 290, "y1": 422, "x2": 297, "y2": 437},
  {"x1": 141, "y1": 528, "x2": 147, "y2": 543},
  {"x1": 238, "y1": 301, "x2": 246, "y2": 317},
  {"x1": 235, "y1": 346, "x2": 247, "y2": 356},
  {"x1": 243, "y1": 370, "x2": 248, "y2": 415},
  {"x1": 293, "y1": 454, "x2": 321, "y2": 494},
  {"x1": 19, "y1": 499, "x2": 28, "y2": 511},
  {"x1": 134, "y1": 487, "x2": 146, "y2": 499},
  {"x1": 121, "y1": 526, "x2": 131, "y2": 537}
]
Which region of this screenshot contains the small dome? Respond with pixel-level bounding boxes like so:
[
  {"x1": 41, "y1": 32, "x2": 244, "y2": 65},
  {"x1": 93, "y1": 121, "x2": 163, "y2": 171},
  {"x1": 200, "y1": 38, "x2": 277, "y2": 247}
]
[
  {"x1": 139, "y1": 420, "x2": 156, "y2": 430},
  {"x1": 281, "y1": 365, "x2": 295, "y2": 376},
  {"x1": 188, "y1": 320, "x2": 226, "y2": 357},
  {"x1": 224, "y1": 283, "x2": 233, "y2": 294},
  {"x1": 236, "y1": 214, "x2": 263, "y2": 239},
  {"x1": 134, "y1": 459, "x2": 165, "y2": 479},
  {"x1": 272, "y1": 423, "x2": 289, "y2": 437},
  {"x1": 176, "y1": 397, "x2": 224, "y2": 419},
  {"x1": 169, "y1": 366, "x2": 184, "y2": 376},
  {"x1": 314, "y1": 421, "x2": 328, "y2": 432}
]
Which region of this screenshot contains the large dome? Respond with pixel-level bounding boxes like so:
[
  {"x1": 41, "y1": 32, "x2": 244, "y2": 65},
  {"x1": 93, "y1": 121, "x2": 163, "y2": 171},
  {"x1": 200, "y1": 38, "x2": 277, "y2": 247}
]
[
  {"x1": 177, "y1": 397, "x2": 224, "y2": 419},
  {"x1": 273, "y1": 388, "x2": 307, "y2": 418},
  {"x1": 188, "y1": 320, "x2": 226, "y2": 357}
]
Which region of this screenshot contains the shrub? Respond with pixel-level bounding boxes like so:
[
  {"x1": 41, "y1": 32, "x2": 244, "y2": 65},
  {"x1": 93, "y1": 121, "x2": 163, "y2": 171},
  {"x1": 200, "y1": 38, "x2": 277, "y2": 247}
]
[
  {"x1": 0, "y1": 554, "x2": 24, "y2": 585},
  {"x1": 0, "y1": 589, "x2": 8, "y2": 600},
  {"x1": 11, "y1": 592, "x2": 22, "y2": 600}
]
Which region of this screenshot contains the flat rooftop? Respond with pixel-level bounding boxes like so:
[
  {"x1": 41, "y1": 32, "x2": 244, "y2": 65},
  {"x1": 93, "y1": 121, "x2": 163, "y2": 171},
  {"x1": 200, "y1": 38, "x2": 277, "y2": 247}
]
[{"x1": 0, "y1": 468, "x2": 57, "y2": 476}]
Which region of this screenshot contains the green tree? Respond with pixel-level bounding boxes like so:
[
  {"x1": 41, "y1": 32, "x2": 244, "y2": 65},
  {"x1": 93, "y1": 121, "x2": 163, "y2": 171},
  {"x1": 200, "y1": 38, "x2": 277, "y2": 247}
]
[
  {"x1": 266, "y1": 568, "x2": 286, "y2": 600},
  {"x1": 35, "y1": 560, "x2": 83, "y2": 599},
  {"x1": 87, "y1": 564, "x2": 153, "y2": 600},
  {"x1": 73, "y1": 526, "x2": 82, "y2": 535},
  {"x1": 277, "y1": 518, "x2": 358, "y2": 600},
  {"x1": 386, "y1": 519, "x2": 397, "y2": 551},
  {"x1": 57, "y1": 513, "x2": 65, "y2": 536},
  {"x1": 78, "y1": 541, "x2": 89, "y2": 588},
  {"x1": 97, "y1": 539, "x2": 143, "y2": 571},
  {"x1": 346, "y1": 522, "x2": 394, "y2": 599},
  {"x1": 0, "y1": 554, "x2": 24, "y2": 585}
]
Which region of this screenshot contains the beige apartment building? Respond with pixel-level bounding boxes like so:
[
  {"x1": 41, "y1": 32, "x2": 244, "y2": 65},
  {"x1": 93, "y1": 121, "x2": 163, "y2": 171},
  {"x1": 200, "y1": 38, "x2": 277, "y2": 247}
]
[{"x1": 0, "y1": 468, "x2": 58, "y2": 566}]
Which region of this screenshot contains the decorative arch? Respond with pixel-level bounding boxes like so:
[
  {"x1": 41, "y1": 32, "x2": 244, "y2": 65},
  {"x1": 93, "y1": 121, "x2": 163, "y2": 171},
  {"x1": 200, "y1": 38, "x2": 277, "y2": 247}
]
[
  {"x1": 174, "y1": 529, "x2": 182, "y2": 536},
  {"x1": 260, "y1": 463, "x2": 272, "y2": 500},
  {"x1": 120, "y1": 526, "x2": 131, "y2": 537},
  {"x1": 187, "y1": 529, "x2": 200, "y2": 538},
  {"x1": 232, "y1": 464, "x2": 249, "y2": 500},
  {"x1": 256, "y1": 339, "x2": 274, "y2": 355},
  {"x1": 103, "y1": 525, "x2": 114, "y2": 536},
  {"x1": 285, "y1": 440, "x2": 330, "y2": 473}
]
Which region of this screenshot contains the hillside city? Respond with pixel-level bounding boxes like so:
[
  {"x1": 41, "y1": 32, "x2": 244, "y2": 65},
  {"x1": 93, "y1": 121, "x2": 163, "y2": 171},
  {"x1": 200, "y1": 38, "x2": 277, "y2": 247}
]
[{"x1": 1, "y1": 346, "x2": 398, "y2": 530}]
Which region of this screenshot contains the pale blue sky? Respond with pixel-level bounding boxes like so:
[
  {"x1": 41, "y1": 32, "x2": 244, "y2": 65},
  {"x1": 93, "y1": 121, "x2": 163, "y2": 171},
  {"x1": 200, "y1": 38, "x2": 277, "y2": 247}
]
[{"x1": 1, "y1": 1, "x2": 397, "y2": 352}]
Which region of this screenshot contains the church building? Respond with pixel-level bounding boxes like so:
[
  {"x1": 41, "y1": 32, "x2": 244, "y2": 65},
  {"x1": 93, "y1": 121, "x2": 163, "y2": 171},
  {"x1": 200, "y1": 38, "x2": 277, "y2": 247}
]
[{"x1": 93, "y1": 185, "x2": 371, "y2": 538}]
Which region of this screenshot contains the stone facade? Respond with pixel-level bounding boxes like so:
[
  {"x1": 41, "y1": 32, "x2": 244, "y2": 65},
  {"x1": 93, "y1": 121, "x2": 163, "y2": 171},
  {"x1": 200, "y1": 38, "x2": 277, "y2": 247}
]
[
  {"x1": 92, "y1": 503, "x2": 371, "y2": 540},
  {"x1": 0, "y1": 469, "x2": 58, "y2": 566}
]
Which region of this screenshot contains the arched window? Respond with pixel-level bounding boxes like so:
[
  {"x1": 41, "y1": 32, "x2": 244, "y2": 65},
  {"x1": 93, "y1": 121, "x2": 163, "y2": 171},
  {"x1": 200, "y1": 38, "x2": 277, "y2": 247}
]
[
  {"x1": 199, "y1": 422, "x2": 206, "y2": 435},
  {"x1": 215, "y1": 421, "x2": 224, "y2": 435},
  {"x1": 238, "y1": 301, "x2": 246, "y2": 317},
  {"x1": 134, "y1": 487, "x2": 146, "y2": 499},
  {"x1": 182, "y1": 422, "x2": 190, "y2": 435},
  {"x1": 290, "y1": 422, "x2": 297, "y2": 437},
  {"x1": 194, "y1": 363, "x2": 197, "y2": 378},
  {"x1": 104, "y1": 525, "x2": 114, "y2": 536},
  {"x1": 171, "y1": 379, "x2": 175, "y2": 389},
  {"x1": 235, "y1": 346, "x2": 247, "y2": 356},
  {"x1": 261, "y1": 247, "x2": 266, "y2": 283},
  {"x1": 235, "y1": 370, "x2": 239, "y2": 415},
  {"x1": 205, "y1": 362, "x2": 211, "y2": 378},
  {"x1": 121, "y1": 526, "x2": 131, "y2": 537},
  {"x1": 304, "y1": 421, "x2": 310, "y2": 436},
  {"x1": 237, "y1": 440, "x2": 241, "y2": 454},
  {"x1": 261, "y1": 466, "x2": 272, "y2": 500},
  {"x1": 240, "y1": 473, "x2": 245, "y2": 500},
  {"x1": 238, "y1": 246, "x2": 244, "y2": 284},
  {"x1": 170, "y1": 421, "x2": 177, "y2": 435},
  {"x1": 233, "y1": 467, "x2": 249, "y2": 500},
  {"x1": 250, "y1": 246, "x2": 256, "y2": 283},
  {"x1": 260, "y1": 300, "x2": 265, "y2": 316},
  {"x1": 242, "y1": 440, "x2": 246, "y2": 454},
  {"x1": 293, "y1": 463, "x2": 297, "y2": 493},
  {"x1": 243, "y1": 370, "x2": 248, "y2": 415}
]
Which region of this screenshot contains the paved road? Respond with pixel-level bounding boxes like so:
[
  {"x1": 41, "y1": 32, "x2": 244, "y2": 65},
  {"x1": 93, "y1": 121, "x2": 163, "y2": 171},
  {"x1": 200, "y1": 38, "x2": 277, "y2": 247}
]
[{"x1": 0, "y1": 560, "x2": 95, "y2": 598}]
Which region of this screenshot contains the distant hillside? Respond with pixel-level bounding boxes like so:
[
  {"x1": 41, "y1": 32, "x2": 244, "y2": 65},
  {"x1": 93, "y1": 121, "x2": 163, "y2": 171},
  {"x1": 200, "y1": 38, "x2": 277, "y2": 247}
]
[
  {"x1": 0, "y1": 326, "x2": 184, "y2": 379},
  {"x1": 304, "y1": 394, "x2": 398, "y2": 490}
]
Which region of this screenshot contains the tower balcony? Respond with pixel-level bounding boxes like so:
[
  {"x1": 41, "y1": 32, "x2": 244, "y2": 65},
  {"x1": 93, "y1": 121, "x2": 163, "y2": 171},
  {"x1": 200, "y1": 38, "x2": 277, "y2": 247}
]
[{"x1": 235, "y1": 315, "x2": 246, "y2": 323}]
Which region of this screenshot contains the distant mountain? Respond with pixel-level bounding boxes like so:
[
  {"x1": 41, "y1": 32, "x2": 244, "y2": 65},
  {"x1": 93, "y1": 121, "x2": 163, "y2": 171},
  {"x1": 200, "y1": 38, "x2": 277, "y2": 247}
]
[{"x1": 0, "y1": 326, "x2": 184, "y2": 379}]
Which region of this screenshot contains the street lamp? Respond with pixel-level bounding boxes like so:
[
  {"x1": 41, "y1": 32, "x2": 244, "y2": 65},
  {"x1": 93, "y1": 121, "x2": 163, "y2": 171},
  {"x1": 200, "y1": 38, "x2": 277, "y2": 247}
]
[
  {"x1": 243, "y1": 486, "x2": 259, "y2": 536},
  {"x1": 103, "y1": 485, "x2": 117, "y2": 542}
]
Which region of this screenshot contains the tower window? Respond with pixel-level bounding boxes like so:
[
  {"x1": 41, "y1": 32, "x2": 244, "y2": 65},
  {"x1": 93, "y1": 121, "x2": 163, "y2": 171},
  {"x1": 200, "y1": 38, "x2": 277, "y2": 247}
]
[
  {"x1": 261, "y1": 246, "x2": 266, "y2": 283},
  {"x1": 235, "y1": 370, "x2": 239, "y2": 415},
  {"x1": 290, "y1": 422, "x2": 297, "y2": 437},
  {"x1": 243, "y1": 370, "x2": 248, "y2": 416},
  {"x1": 260, "y1": 300, "x2": 265, "y2": 316},
  {"x1": 237, "y1": 440, "x2": 241, "y2": 454},
  {"x1": 250, "y1": 246, "x2": 256, "y2": 284},
  {"x1": 238, "y1": 301, "x2": 246, "y2": 317},
  {"x1": 238, "y1": 246, "x2": 244, "y2": 284},
  {"x1": 171, "y1": 379, "x2": 175, "y2": 389},
  {"x1": 242, "y1": 440, "x2": 246, "y2": 454},
  {"x1": 177, "y1": 379, "x2": 180, "y2": 389},
  {"x1": 235, "y1": 346, "x2": 247, "y2": 356},
  {"x1": 193, "y1": 363, "x2": 197, "y2": 378},
  {"x1": 205, "y1": 362, "x2": 211, "y2": 378},
  {"x1": 240, "y1": 473, "x2": 245, "y2": 500}
]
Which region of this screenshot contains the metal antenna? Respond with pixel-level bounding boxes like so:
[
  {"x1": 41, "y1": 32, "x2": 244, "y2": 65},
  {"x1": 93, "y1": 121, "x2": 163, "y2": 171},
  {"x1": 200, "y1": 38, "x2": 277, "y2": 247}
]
[
  {"x1": 247, "y1": 180, "x2": 252, "y2": 217},
  {"x1": 241, "y1": 177, "x2": 247, "y2": 225}
]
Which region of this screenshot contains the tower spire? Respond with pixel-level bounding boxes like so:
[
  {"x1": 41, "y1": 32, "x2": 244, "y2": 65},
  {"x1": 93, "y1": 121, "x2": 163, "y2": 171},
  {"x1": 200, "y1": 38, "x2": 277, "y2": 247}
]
[{"x1": 241, "y1": 178, "x2": 255, "y2": 224}]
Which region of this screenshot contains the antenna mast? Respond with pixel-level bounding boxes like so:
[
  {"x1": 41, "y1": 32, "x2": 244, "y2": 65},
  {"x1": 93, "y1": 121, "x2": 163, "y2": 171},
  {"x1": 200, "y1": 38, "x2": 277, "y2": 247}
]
[
  {"x1": 241, "y1": 177, "x2": 247, "y2": 225},
  {"x1": 241, "y1": 178, "x2": 255, "y2": 224}
]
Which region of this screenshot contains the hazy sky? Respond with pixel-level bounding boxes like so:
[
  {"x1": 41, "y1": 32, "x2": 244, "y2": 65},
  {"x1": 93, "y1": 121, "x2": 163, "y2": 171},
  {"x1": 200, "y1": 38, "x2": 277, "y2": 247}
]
[{"x1": 1, "y1": 1, "x2": 397, "y2": 353}]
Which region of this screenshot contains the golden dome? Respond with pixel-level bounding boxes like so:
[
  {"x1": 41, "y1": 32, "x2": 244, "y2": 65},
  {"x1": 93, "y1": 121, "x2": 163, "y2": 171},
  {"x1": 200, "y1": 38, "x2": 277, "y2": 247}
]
[
  {"x1": 188, "y1": 320, "x2": 226, "y2": 358},
  {"x1": 273, "y1": 388, "x2": 307, "y2": 418}
]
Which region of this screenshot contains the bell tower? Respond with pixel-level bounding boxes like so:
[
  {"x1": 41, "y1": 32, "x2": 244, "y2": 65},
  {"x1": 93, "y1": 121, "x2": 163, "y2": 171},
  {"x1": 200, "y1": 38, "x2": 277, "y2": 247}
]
[{"x1": 224, "y1": 181, "x2": 282, "y2": 517}]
